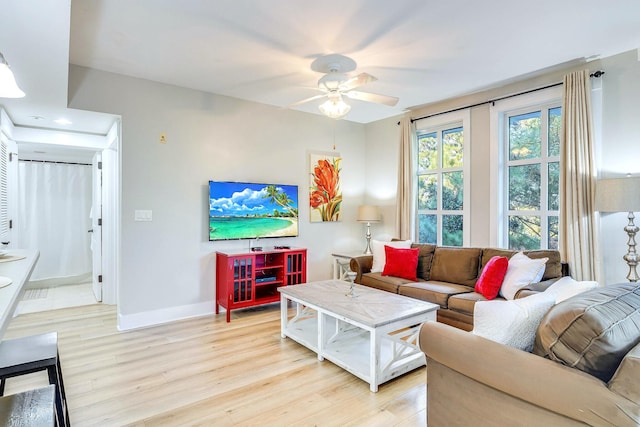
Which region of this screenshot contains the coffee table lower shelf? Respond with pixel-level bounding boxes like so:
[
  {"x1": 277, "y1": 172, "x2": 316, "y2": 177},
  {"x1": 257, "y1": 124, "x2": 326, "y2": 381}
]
[{"x1": 280, "y1": 289, "x2": 436, "y2": 392}]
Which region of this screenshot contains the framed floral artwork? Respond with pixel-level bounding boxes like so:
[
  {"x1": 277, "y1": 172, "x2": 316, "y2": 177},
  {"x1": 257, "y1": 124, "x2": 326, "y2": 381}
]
[{"x1": 309, "y1": 152, "x2": 342, "y2": 222}]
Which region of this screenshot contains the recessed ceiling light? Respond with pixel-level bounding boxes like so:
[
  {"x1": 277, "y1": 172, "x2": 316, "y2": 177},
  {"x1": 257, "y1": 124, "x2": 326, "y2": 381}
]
[
  {"x1": 54, "y1": 118, "x2": 72, "y2": 125},
  {"x1": 29, "y1": 115, "x2": 45, "y2": 120}
]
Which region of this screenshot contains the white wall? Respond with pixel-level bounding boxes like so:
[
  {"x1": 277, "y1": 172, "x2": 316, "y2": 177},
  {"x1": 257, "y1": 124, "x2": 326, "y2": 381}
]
[
  {"x1": 598, "y1": 49, "x2": 640, "y2": 285},
  {"x1": 363, "y1": 116, "x2": 402, "y2": 241},
  {"x1": 68, "y1": 66, "x2": 367, "y2": 328}
]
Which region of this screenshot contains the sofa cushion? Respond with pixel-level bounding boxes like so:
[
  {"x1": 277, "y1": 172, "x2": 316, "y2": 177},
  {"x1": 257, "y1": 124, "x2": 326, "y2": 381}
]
[
  {"x1": 360, "y1": 272, "x2": 412, "y2": 293},
  {"x1": 475, "y1": 256, "x2": 509, "y2": 300},
  {"x1": 398, "y1": 281, "x2": 472, "y2": 308},
  {"x1": 448, "y1": 291, "x2": 490, "y2": 316},
  {"x1": 533, "y1": 282, "x2": 640, "y2": 382},
  {"x1": 370, "y1": 239, "x2": 411, "y2": 272},
  {"x1": 411, "y1": 243, "x2": 436, "y2": 280},
  {"x1": 429, "y1": 247, "x2": 482, "y2": 288},
  {"x1": 382, "y1": 246, "x2": 419, "y2": 281}
]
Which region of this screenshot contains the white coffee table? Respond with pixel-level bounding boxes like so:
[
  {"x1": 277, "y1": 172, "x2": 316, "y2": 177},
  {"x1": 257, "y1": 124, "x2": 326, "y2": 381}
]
[{"x1": 278, "y1": 280, "x2": 438, "y2": 392}]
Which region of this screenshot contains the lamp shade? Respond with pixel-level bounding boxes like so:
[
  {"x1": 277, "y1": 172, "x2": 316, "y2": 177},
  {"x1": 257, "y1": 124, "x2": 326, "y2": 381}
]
[
  {"x1": 357, "y1": 205, "x2": 381, "y2": 223},
  {"x1": 595, "y1": 177, "x2": 640, "y2": 213}
]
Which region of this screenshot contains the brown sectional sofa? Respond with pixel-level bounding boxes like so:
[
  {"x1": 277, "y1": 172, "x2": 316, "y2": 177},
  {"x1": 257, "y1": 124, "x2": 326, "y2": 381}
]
[{"x1": 350, "y1": 243, "x2": 566, "y2": 331}]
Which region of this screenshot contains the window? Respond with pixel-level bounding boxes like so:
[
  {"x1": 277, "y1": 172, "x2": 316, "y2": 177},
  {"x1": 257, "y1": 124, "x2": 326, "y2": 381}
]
[
  {"x1": 504, "y1": 104, "x2": 561, "y2": 250},
  {"x1": 415, "y1": 111, "x2": 469, "y2": 246}
]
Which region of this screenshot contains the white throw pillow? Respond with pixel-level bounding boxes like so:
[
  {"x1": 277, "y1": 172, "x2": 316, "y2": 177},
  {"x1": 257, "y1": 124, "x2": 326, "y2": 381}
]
[
  {"x1": 499, "y1": 252, "x2": 548, "y2": 300},
  {"x1": 370, "y1": 239, "x2": 412, "y2": 272},
  {"x1": 472, "y1": 292, "x2": 556, "y2": 352},
  {"x1": 544, "y1": 276, "x2": 599, "y2": 303}
]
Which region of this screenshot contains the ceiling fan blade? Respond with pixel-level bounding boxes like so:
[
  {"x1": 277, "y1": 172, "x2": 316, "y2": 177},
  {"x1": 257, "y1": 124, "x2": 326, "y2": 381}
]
[
  {"x1": 345, "y1": 90, "x2": 399, "y2": 106},
  {"x1": 340, "y1": 72, "x2": 377, "y2": 91},
  {"x1": 286, "y1": 94, "x2": 327, "y2": 108}
]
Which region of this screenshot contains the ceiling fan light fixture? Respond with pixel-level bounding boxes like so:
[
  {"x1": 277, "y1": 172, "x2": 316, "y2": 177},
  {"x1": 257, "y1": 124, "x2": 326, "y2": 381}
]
[
  {"x1": 0, "y1": 52, "x2": 25, "y2": 98},
  {"x1": 318, "y1": 73, "x2": 347, "y2": 92},
  {"x1": 319, "y1": 94, "x2": 351, "y2": 119}
]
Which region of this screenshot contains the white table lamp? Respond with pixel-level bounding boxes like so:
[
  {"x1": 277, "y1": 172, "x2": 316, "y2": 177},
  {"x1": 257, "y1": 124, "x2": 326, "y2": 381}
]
[
  {"x1": 595, "y1": 176, "x2": 640, "y2": 282},
  {"x1": 357, "y1": 205, "x2": 381, "y2": 254}
]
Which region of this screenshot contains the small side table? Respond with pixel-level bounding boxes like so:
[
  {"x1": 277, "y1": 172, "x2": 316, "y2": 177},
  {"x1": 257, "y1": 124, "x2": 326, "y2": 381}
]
[{"x1": 331, "y1": 251, "x2": 363, "y2": 280}]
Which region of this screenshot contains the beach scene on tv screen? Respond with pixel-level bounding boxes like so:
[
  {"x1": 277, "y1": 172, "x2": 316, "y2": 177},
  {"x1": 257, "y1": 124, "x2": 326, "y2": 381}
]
[{"x1": 209, "y1": 181, "x2": 299, "y2": 240}]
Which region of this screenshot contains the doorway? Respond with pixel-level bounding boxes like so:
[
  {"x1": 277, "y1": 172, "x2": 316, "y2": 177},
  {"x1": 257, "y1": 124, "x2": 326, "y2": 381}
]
[
  {"x1": 9, "y1": 120, "x2": 120, "y2": 314},
  {"x1": 15, "y1": 152, "x2": 99, "y2": 313}
]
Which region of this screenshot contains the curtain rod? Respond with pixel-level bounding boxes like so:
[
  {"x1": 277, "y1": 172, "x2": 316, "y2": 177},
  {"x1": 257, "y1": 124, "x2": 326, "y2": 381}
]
[
  {"x1": 19, "y1": 159, "x2": 91, "y2": 166},
  {"x1": 405, "y1": 69, "x2": 605, "y2": 124}
]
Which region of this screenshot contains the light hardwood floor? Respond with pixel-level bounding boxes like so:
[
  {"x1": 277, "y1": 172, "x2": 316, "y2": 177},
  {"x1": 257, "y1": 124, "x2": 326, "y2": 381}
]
[{"x1": 3, "y1": 303, "x2": 427, "y2": 426}]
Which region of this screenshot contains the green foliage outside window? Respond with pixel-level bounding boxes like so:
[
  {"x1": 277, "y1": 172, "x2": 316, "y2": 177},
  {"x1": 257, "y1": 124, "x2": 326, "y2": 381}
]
[
  {"x1": 507, "y1": 107, "x2": 560, "y2": 250},
  {"x1": 417, "y1": 127, "x2": 464, "y2": 246},
  {"x1": 418, "y1": 214, "x2": 437, "y2": 244},
  {"x1": 418, "y1": 133, "x2": 437, "y2": 170},
  {"x1": 443, "y1": 215, "x2": 463, "y2": 246}
]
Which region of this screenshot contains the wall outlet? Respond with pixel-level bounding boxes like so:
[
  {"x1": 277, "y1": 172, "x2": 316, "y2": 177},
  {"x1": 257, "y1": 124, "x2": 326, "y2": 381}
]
[
  {"x1": 134, "y1": 210, "x2": 152, "y2": 221},
  {"x1": 159, "y1": 133, "x2": 167, "y2": 144}
]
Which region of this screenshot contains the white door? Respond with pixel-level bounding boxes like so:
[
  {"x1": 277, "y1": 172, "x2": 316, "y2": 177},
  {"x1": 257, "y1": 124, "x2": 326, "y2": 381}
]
[
  {"x1": 102, "y1": 120, "x2": 120, "y2": 306},
  {"x1": 91, "y1": 152, "x2": 103, "y2": 302}
]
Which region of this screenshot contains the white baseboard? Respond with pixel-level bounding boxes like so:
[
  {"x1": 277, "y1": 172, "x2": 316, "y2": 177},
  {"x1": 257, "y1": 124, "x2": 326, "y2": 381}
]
[
  {"x1": 27, "y1": 272, "x2": 93, "y2": 289},
  {"x1": 117, "y1": 300, "x2": 218, "y2": 331}
]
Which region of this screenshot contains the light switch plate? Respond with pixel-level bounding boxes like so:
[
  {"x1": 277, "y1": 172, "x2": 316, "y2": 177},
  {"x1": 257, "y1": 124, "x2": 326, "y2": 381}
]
[{"x1": 134, "y1": 210, "x2": 152, "y2": 221}]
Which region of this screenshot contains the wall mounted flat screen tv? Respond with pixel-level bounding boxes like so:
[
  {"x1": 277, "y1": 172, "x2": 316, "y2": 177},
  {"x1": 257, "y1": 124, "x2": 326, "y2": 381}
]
[{"x1": 209, "y1": 181, "x2": 299, "y2": 241}]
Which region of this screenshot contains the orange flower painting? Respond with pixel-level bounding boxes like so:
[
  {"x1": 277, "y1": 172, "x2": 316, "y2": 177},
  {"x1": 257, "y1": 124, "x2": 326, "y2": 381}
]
[{"x1": 309, "y1": 153, "x2": 342, "y2": 222}]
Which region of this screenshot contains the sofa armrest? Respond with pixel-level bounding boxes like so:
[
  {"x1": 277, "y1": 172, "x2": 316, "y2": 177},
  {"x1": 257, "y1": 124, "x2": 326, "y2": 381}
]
[
  {"x1": 609, "y1": 343, "x2": 640, "y2": 403},
  {"x1": 350, "y1": 255, "x2": 373, "y2": 284},
  {"x1": 420, "y1": 321, "x2": 640, "y2": 426}
]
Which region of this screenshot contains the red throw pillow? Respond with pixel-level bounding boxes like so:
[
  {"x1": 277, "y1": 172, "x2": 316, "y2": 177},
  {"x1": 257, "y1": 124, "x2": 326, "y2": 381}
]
[
  {"x1": 475, "y1": 256, "x2": 509, "y2": 300},
  {"x1": 382, "y1": 246, "x2": 419, "y2": 281}
]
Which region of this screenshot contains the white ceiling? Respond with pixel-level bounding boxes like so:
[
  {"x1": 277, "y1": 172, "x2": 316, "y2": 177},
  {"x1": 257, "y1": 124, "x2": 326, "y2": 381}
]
[{"x1": 1, "y1": 0, "x2": 640, "y2": 137}]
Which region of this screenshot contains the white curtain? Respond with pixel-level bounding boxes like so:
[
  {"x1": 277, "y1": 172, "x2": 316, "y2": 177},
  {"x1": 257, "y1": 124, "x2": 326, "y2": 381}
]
[
  {"x1": 560, "y1": 70, "x2": 600, "y2": 281},
  {"x1": 17, "y1": 161, "x2": 93, "y2": 282},
  {"x1": 396, "y1": 115, "x2": 416, "y2": 240}
]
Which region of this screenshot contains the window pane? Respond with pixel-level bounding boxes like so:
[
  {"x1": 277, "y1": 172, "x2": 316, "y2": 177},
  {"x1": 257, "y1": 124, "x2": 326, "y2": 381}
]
[
  {"x1": 419, "y1": 214, "x2": 437, "y2": 244},
  {"x1": 508, "y1": 215, "x2": 541, "y2": 250},
  {"x1": 548, "y1": 216, "x2": 558, "y2": 250},
  {"x1": 509, "y1": 111, "x2": 541, "y2": 160},
  {"x1": 442, "y1": 127, "x2": 463, "y2": 168},
  {"x1": 442, "y1": 215, "x2": 463, "y2": 246},
  {"x1": 418, "y1": 132, "x2": 438, "y2": 170},
  {"x1": 548, "y1": 162, "x2": 559, "y2": 211},
  {"x1": 442, "y1": 171, "x2": 463, "y2": 210},
  {"x1": 418, "y1": 174, "x2": 438, "y2": 210},
  {"x1": 548, "y1": 107, "x2": 561, "y2": 157},
  {"x1": 509, "y1": 164, "x2": 541, "y2": 210}
]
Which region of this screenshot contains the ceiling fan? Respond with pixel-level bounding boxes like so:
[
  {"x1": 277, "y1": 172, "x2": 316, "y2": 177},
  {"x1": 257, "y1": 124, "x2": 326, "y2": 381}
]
[{"x1": 289, "y1": 54, "x2": 399, "y2": 119}]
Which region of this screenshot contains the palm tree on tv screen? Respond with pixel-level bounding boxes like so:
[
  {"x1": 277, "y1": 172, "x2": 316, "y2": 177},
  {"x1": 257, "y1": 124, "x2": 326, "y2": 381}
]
[{"x1": 264, "y1": 185, "x2": 297, "y2": 218}]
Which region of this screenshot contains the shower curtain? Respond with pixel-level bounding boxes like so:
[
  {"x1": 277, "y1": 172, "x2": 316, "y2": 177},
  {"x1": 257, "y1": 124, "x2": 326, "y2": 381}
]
[{"x1": 17, "y1": 161, "x2": 93, "y2": 283}]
